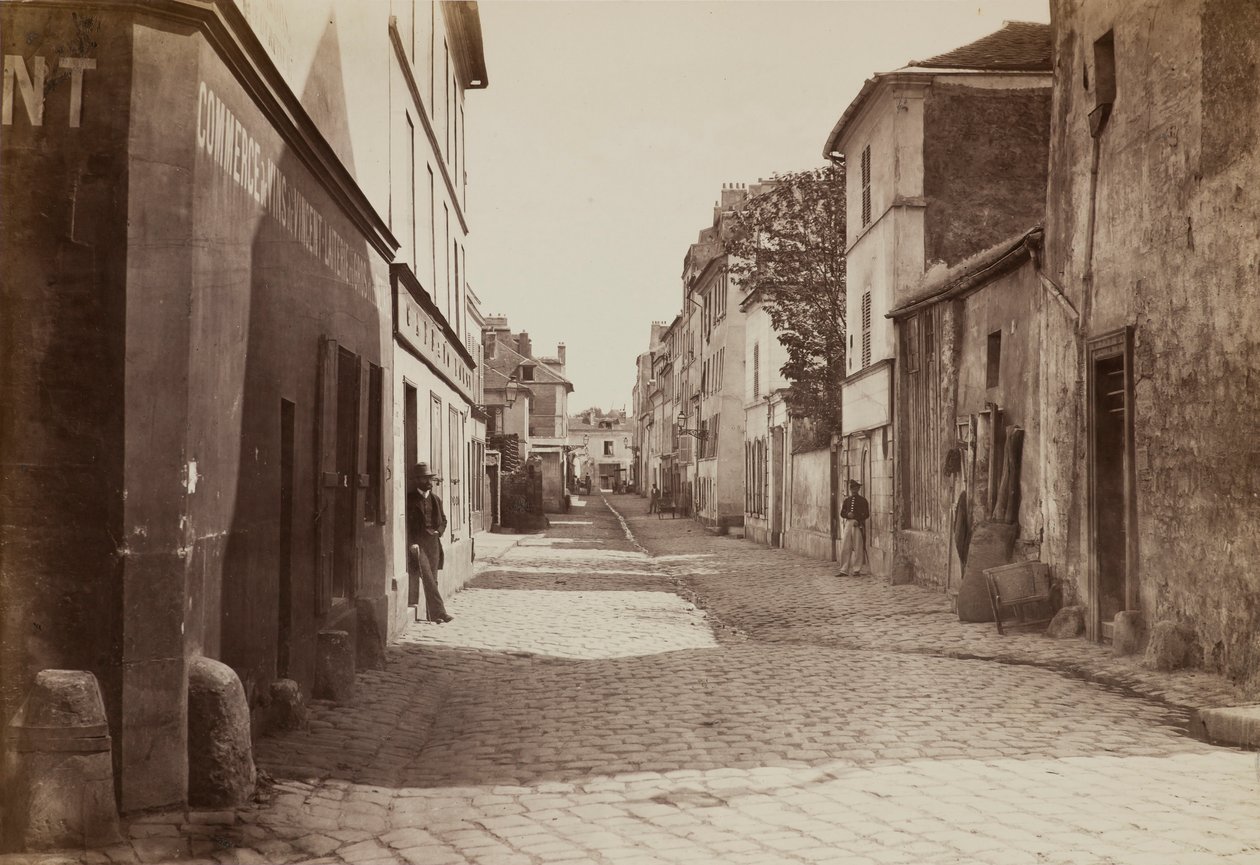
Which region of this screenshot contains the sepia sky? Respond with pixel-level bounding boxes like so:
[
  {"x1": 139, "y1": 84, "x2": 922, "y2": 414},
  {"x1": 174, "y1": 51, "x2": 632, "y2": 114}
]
[{"x1": 464, "y1": 0, "x2": 1052, "y2": 413}]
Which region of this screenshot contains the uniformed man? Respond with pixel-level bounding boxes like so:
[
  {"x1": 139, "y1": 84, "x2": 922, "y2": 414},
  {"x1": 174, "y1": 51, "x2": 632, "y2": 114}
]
[{"x1": 837, "y1": 479, "x2": 870, "y2": 576}]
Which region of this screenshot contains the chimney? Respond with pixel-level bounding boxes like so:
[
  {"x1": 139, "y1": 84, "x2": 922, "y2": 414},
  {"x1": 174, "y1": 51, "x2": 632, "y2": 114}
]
[
  {"x1": 557, "y1": 343, "x2": 566, "y2": 368},
  {"x1": 517, "y1": 331, "x2": 532, "y2": 358},
  {"x1": 720, "y1": 182, "x2": 747, "y2": 210}
]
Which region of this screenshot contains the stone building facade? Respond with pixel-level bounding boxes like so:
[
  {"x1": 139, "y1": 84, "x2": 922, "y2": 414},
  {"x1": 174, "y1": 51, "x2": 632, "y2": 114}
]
[{"x1": 1039, "y1": 0, "x2": 1260, "y2": 682}]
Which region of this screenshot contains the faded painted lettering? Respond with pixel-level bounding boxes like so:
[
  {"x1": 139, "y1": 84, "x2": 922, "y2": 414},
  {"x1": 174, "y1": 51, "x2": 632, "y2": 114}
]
[
  {"x1": 195, "y1": 80, "x2": 370, "y2": 287},
  {"x1": 2, "y1": 55, "x2": 96, "y2": 127}
]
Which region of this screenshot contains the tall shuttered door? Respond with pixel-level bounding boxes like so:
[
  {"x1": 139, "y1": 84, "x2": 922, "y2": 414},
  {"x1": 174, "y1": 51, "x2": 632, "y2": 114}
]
[
  {"x1": 354, "y1": 359, "x2": 372, "y2": 596},
  {"x1": 315, "y1": 338, "x2": 339, "y2": 614}
]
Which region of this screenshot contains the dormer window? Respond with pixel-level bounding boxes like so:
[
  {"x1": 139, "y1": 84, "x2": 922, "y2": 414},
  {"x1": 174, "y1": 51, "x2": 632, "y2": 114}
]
[{"x1": 519, "y1": 365, "x2": 534, "y2": 381}]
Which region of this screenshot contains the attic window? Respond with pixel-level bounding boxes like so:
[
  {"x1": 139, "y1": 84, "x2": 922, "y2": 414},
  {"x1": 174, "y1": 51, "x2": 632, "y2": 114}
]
[
  {"x1": 987, "y1": 330, "x2": 1002, "y2": 388},
  {"x1": 1093, "y1": 31, "x2": 1116, "y2": 106},
  {"x1": 519, "y1": 366, "x2": 534, "y2": 381},
  {"x1": 1089, "y1": 30, "x2": 1116, "y2": 137}
]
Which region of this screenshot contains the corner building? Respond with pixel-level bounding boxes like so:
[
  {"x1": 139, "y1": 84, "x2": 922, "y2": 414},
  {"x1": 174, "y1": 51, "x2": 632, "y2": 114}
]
[{"x1": 0, "y1": 0, "x2": 485, "y2": 815}]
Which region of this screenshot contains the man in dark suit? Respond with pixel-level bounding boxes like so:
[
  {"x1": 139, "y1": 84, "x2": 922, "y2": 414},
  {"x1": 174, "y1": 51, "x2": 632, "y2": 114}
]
[
  {"x1": 837, "y1": 479, "x2": 870, "y2": 576},
  {"x1": 407, "y1": 462, "x2": 452, "y2": 623}
]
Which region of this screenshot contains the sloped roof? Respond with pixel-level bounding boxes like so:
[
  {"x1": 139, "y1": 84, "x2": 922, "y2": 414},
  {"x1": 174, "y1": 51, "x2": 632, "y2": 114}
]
[
  {"x1": 887, "y1": 226, "x2": 1042, "y2": 319},
  {"x1": 912, "y1": 21, "x2": 1051, "y2": 72},
  {"x1": 822, "y1": 22, "x2": 1051, "y2": 158},
  {"x1": 486, "y1": 337, "x2": 574, "y2": 392}
]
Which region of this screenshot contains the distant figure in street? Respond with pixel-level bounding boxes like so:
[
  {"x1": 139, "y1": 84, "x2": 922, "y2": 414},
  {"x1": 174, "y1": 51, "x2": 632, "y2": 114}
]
[
  {"x1": 649, "y1": 484, "x2": 660, "y2": 513},
  {"x1": 407, "y1": 462, "x2": 453, "y2": 623},
  {"x1": 837, "y1": 479, "x2": 870, "y2": 576}
]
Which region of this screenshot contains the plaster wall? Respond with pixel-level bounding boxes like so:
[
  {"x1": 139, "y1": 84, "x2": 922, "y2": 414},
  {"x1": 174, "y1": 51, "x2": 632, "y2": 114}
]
[
  {"x1": 839, "y1": 428, "x2": 895, "y2": 576},
  {"x1": 1044, "y1": 0, "x2": 1260, "y2": 683},
  {"x1": 785, "y1": 448, "x2": 831, "y2": 560}
]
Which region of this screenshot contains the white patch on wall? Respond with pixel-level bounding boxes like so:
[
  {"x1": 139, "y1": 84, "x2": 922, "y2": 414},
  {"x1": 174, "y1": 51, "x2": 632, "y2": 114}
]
[{"x1": 184, "y1": 460, "x2": 200, "y2": 494}]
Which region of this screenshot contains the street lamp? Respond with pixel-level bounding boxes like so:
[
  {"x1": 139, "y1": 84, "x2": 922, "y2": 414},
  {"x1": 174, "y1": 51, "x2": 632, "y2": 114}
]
[
  {"x1": 504, "y1": 374, "x2": 521, "y2": 407},
  {"x1": 676, "y1": 410, "x2": 708, "y2": 440}
]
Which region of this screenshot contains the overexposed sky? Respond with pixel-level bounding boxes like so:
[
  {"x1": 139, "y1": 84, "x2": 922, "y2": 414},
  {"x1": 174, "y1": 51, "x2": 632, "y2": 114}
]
[{"x1": 465, "y1": 0, "x2": 1051, "y2": 413}]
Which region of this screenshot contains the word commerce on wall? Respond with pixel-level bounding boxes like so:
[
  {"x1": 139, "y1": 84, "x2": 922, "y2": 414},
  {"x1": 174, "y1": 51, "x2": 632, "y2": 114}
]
[{"x1": 195, "y1": 80, "x2": 371, "y2": 290}]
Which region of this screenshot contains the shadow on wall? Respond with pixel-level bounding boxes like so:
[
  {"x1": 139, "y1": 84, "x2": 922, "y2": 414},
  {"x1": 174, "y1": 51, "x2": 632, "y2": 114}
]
[{"x1": 212, "y1": 9, "x2": 386, "y2": 733}]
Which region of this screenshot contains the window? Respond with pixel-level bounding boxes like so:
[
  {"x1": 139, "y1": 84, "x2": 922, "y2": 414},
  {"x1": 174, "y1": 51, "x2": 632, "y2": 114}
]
[
  {"x1": 444, "y1": 40, "x2": 451, "y2": 157},
  {"x1": 603, "y1": 441, "x2": 614, "y2": 456},
  {"x1": 861, "y1": 291, "x2": 873, "y2": 369},
  {"x1": 860, "y1": 145, "x2": 872, "y2": 227},
  {"x1": 987, "y1": 330, "x2": 1002, "y2": 388},
  {"x1": 752, "y1": 342, "x2": 760, "y2": 400},
  {"x1": 453, "y1": 240, "x2": 461, "y2": 333},
  {"x1": 407, "y1": 116, "x2": 417, "y2": 266},
  {"x1": 443, "y1": 204, "x2": 451, "y2": 318},
  {"x1": 428, "y1": 166, "x2": 436, "y2": 289},
  {"x1": 519, "y1": 365, "x2": 534, "y2": 381},
  {"x1": 1094, "y1": 30, "x2": 1116, "y2": 106},
  {"x1": 430, "y1": 394, "x2": 443, "y2": 474}
]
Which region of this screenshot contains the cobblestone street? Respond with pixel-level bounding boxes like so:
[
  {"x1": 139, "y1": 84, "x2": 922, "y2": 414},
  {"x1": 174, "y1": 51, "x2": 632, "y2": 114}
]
[{"x1": 13, "y1": 494, "x2": 1260, "y2": 865}]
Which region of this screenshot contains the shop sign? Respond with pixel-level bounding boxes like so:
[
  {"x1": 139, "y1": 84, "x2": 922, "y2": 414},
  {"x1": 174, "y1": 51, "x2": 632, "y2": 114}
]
[{"x1": 398, "y1": 289, "x2": 474, "y2": 402}]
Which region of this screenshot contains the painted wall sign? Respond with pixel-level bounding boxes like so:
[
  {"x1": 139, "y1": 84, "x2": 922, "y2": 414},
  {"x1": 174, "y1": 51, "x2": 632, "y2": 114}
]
[
  {"x1": 195, "y1": 80, "x2": 371, "y2": 288},
  {"x1": 2, "y1": 55, "x2": 96, "y2": 127},
  {"x1": 399, "y1": 289, "x2": 475, "y2": 403}
]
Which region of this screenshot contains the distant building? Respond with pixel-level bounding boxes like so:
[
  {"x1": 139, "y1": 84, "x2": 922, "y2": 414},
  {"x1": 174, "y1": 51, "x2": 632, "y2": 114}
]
[
  {"x1": 822, "y1": 21, "x2": 1052, "y2": 577},
  {"x1": 741, "y1": 261, "x2": 792, "y2": 549},
  {"x1": 482, "y1": 317, "x2": 573, "y2": 512},
  {"x1": 684, "y1": 185, "x2": 752, "y2": 531},
  {"x1": 568, "y1": 409, "x2": 633, "y2": 492}
]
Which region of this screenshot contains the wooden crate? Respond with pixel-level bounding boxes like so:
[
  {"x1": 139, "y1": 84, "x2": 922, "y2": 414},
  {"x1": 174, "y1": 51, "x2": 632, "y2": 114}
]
[{"x1": 984, "y1": 561, "x2": 1053, "y2": 635}]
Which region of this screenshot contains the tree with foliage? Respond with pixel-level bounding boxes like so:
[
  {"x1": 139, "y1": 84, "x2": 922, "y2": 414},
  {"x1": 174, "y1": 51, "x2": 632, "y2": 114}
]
[{"x1": 726, "y1": 163, "x2": 847, "y2": 440}]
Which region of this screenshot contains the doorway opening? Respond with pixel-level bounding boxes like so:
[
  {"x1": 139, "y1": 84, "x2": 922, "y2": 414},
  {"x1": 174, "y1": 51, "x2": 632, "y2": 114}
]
[
  {"x1": 277, "y1": 399, "x2": 295, "y2": 678},
  {"x1": 1088, "y1": 328, "x2": 1136, "y2": 641}
]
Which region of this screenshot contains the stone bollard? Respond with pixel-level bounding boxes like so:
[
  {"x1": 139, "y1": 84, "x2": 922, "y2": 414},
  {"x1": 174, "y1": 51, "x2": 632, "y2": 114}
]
[
  {"x1": 188, "y1": 657, "x2": 256, "y2": 808},
  {"x1": 1144, "y1": 621, "x2": 1199, "y2": 671},
  {"x1": 268, "y1": 679, "x2": 307, "y2": 731},
  {"x1": 2, "y1": 670, "x2": 121, "y2": 852},
  {"x1": 1112, "y1": 610, "x2": 1147, "y2": 656},
  {"x1": 1045, "y1": 605, "x2": 1085, "y2": 639},
  {"x1": 315, "y1": 630, "x2": 355, "y2": 703},
  {"x1": 355, "y1": 599, "x2": 387, "y2": 673}
]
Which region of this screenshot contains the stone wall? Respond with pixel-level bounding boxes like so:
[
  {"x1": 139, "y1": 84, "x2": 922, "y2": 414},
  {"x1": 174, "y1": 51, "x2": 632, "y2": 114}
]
[
  {"x1": 1044, "y1": 0, "x2": 1260, "y2": 685},
  {"x1": 923, "y1": 84, "x2": 1051, "y2": 270}
]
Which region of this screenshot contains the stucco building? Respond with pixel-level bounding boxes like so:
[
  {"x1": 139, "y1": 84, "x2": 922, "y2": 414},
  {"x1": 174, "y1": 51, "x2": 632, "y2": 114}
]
[
  {"x1": 683, "y1": 185, "x2": 751, "y2": 531},
  {"x1": 822, "y1": 21, "x2": 1053, "y2": 577},
  {"x1": 388, "y1": 0, "x2": 488, "y2": 636},
  {"x1": 741, "y1": 274, "x2": 793, "y2": 549}
]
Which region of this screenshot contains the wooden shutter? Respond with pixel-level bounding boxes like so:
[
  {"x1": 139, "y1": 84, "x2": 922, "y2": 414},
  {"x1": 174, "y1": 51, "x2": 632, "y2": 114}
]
[
  {"x1": 354, "y1": 357, "x2": 371, "y2": 595},
  {"x1": 315, "y1": 337, "x2": 339, "y2": 615}
]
